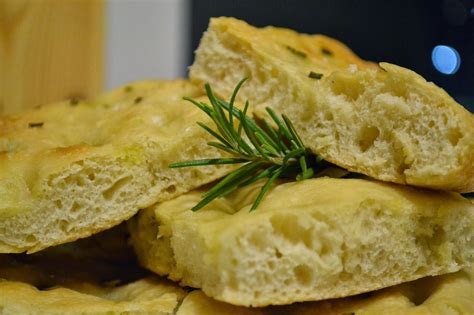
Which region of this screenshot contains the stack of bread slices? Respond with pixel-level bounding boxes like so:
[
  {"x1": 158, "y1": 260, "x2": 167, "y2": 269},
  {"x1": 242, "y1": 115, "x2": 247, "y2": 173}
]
[{"x1": 0, "y1": 17, "x2": 472, "y2": 315}]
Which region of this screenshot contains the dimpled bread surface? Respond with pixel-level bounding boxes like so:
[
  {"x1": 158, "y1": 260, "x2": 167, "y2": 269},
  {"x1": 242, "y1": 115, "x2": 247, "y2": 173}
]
[
  {"x1": 190, "y1": 17, "x2": 474, "y2": 192},
  {"x1": 129, "y1": 177, "x2": 474, "y2": 307},
  {"x1": 0, "y1": 80, "x2": 234, "y2": 253}
]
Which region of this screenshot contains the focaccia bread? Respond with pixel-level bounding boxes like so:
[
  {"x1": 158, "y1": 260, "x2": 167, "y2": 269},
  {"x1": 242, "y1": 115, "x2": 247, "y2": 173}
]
[
  {"x1": 0, "y1": 226, "x2": 186, "y2": 315},
  {"x1": 2, "y1": 271, "x2": 471, "y2": 315},
  {"x1": 1, "y1": 221, "x2": 471, "y2": 315},
  {"x1": 0, "y1": 277, "x2": 186, "y2": 315},
  {"x1": 190, "y1": 17, "x2": 474, "y2": 193},
  {"x1": 0, "y1": 80, "x2": 233, "y2": 254},
  {"x1": 129, "y1": 177, "x2": 473, "y2": 307},
  {"x1": 176, "y1": 270, "x2": 473, "y2": 315},
  {"x1": 0, "y1": 223, "x2": 145, "y2": 287}
]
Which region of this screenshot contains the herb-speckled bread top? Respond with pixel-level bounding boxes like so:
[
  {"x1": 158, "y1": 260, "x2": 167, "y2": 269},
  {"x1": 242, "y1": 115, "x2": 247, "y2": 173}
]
[
  {"x1": 0, "y1": 80, "x2": 233, "y2": 253},
  {"x1": 190, "y1": 17, "x2": 474, "y2": 192}
]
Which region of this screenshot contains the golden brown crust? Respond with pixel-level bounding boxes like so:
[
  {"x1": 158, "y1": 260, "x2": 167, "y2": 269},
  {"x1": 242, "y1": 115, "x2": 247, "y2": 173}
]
[
  {"x1": 0, "y1": 225, "x2": 186, "y2": 314},
  {"x1": 208, "y1": 17, "x2": 376, "y2": 75},
  {"x1": 176, "y1": 270, "x2": 473, "y2": 315},
  {"x1": 0, "y1": 80, "x2": 234, "y2": 253},
  {"x1": 0, "y1": 277, "x2": 186, "y2": 315},
  {"x1": 190, "y1": 17, "x2": 474, "y2": 193}
]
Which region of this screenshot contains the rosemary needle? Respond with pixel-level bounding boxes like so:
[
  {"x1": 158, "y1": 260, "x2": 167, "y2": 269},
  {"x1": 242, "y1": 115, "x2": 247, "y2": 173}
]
[{"x1": 170, "y1": 79, "x2": 344, "y2": 211}]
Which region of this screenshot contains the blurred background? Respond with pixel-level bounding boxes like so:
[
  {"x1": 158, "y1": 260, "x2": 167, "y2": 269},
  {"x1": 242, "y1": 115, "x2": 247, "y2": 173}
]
[{"x1": 0, "y1": 0, "x2": 472, "y2": 114}]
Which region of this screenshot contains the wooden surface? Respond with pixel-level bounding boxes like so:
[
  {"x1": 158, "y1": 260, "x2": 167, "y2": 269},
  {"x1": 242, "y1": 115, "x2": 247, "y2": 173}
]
[{"x1": 0, "y1": 0, "x2": 104, "y2": 114}]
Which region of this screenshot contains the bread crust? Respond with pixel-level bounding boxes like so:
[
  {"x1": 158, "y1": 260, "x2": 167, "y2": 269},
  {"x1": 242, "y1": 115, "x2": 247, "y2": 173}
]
[
  {"x1": 129, "y1": 178, "x2": 474, "y2": 307},
  {"x1": 176, "y1": 270, "x2": 474, "y2": 315},
  {"x1": 0, "y1": 277, "x2": 186, "y2": 315},
  {"x1": 1, "y1": 270, "x2": 471, "y2": 315},
  {"x1": 0, "y1": 210, "x2": 471, "y2": 314},
  {"x1": 0, "y1": 224, "x2": 186, "y2": 314},
  {"x1": 190, "y1": 17, "x2": 474, "y2": 192},
  {"x1": 0, "y1": 80, "x2": 233, "y2": 253}
]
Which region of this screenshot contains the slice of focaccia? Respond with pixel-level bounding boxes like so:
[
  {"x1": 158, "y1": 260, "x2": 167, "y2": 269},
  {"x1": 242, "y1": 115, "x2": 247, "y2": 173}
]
[
  {"x1": 0, "y1": 80, "x2": 233, "y2": 254},
  {"x1": 190, "y1": 17, "x2": 474, "y2": 193},
  {"x1": 0, "y1": 277, "x2": 186, "y2": 315},
  {"x1": 176, "y1": 270, "x2": 473, "y2": 315},
  {"x1": 129, "y1": 178, "x2": 473, "y2": 307}
]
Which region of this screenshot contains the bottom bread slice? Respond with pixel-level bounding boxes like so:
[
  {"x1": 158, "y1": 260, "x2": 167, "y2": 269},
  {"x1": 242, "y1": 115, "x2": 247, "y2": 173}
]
[
  {"x1": 0, "y1": 277, "x2": 186, "y2": 315},
  {"x1": 0, "y1": 225, "x2": 186, "y2": 315},
  {"x1": 1, "y1": 266, "x2": 471, "y2": 315},
  {"x1": 176, "y1": 269, "x2": 474, "y2": 315},
  {"x1": 129, "y1": 177, "x2": 473, "y2": 307},
  {"x1": 0, "y1": 222, "x2": 472, "y2": 315}
]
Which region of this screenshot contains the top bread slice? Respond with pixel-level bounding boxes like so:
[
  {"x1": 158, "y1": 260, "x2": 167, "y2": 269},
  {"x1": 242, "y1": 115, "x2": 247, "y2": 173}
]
[
  {"x1": 190, "y1": 17, "x2": 474, "y2": 192},
  {"x1": 0, "y1": 80, "x2": 233, "y2": 254},
  {"x1": 128, "y1": 177, "x2": 473, "y2": 307}
]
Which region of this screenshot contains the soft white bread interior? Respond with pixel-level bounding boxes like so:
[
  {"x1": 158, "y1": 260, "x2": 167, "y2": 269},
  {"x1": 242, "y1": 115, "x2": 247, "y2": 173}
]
[
  {"x1": 129, "y1": 177, "x2": 474, "y2": 307},
  {"x1": 190, "y1": 17, "x2": 474, "y2": 192},
  {"x1": 176, "y1": 270, "x2": 474, "y2": 315},
  {"x1": 0, "y1": 80, "x2": 234, "y2": 254}
]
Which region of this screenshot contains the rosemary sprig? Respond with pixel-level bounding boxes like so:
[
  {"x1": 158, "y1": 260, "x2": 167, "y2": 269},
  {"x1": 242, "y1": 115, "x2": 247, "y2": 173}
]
[{"x1": 170, "y1": 79, "x2": 335, "y2": 211}]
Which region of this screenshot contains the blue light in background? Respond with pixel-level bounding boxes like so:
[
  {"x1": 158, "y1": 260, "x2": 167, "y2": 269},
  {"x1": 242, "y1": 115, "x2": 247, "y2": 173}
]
[{"x1": 431, "y1": 45, "x2": 461, "y2": 75}]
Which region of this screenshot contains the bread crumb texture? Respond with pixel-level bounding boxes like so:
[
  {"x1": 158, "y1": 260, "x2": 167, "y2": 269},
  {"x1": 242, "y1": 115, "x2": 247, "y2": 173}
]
[
  {"x1": 176, "y1": 269, "x2": 474, "y2": 315},
  {"x1": 190, "y1": 17, "x2": 474, "y2": 192},
  {"x1": 0, "y1": 80, "x2": 233, "y2": 253},
  {"x1": 129, "y1": 178, "x2": 474, "y2": 307}
]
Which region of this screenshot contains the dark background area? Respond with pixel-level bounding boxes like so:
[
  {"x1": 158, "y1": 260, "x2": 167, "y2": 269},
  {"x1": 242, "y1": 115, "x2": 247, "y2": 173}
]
[{"x1": 189, "y1": 0, "x2": 474, "y2": 112}]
